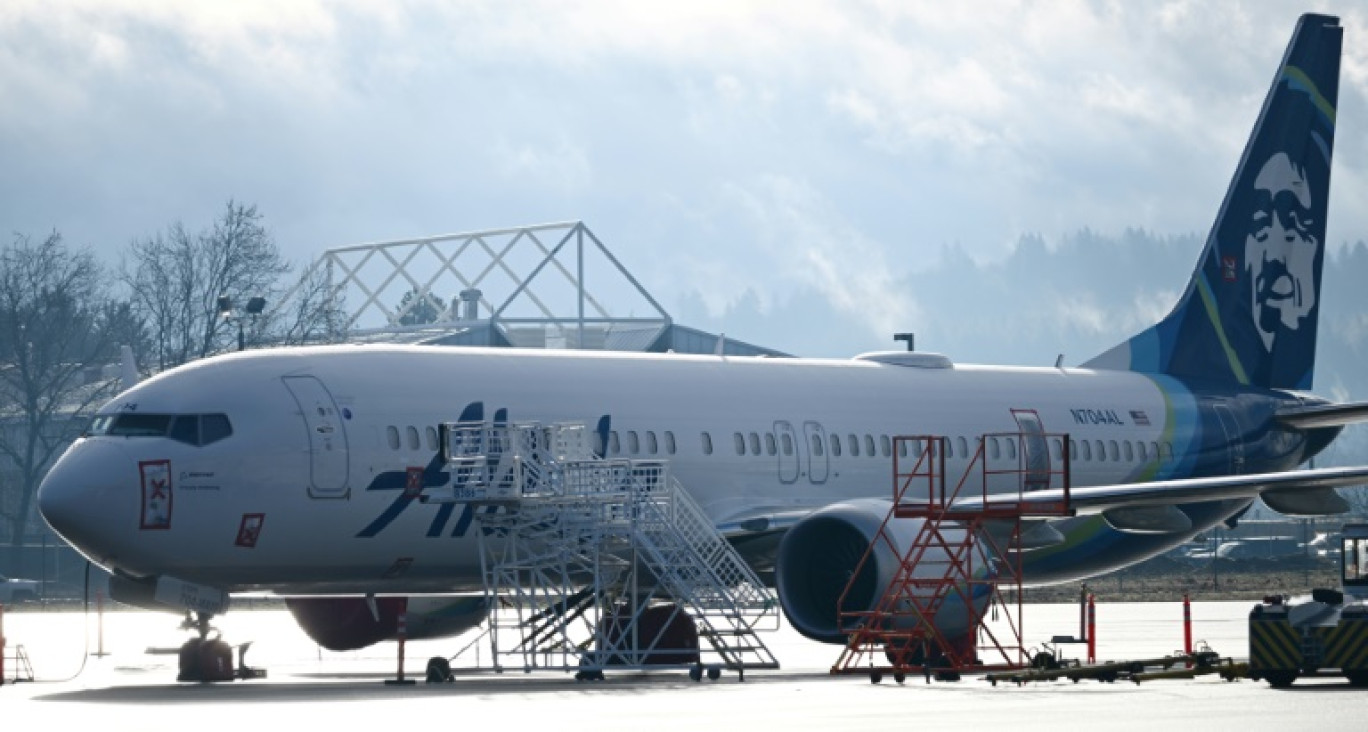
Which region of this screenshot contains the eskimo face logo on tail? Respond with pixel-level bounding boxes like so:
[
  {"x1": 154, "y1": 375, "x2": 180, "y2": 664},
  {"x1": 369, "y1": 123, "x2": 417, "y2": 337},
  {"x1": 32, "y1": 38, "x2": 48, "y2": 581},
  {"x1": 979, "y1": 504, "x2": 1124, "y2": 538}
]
[{"x1": 1245, "y1": 151, "x2": 1319, "y2": 351}]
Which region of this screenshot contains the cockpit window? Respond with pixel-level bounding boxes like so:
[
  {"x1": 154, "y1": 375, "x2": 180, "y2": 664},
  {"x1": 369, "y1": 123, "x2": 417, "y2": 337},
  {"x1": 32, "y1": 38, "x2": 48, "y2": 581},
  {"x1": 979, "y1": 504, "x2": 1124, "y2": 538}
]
[
  {"x1": 201, "y1": 414, "x2": 233, "y2": 445},
  {"x1": 93, "y1": 412, "x2": 233, "y2": 446},
  {"x1": 169, "y1": 415, "x2": 199, "y2": 444},
  {"x1": 108, "y1": 413, "x2": 173, "y2": 436}
]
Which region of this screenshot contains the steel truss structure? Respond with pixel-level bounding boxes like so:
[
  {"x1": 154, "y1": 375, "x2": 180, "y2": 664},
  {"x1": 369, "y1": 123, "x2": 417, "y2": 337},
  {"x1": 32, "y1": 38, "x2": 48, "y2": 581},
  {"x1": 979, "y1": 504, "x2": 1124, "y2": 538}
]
[{"x1": 282, "y1": 221, "x2": 672, "y2": 348}]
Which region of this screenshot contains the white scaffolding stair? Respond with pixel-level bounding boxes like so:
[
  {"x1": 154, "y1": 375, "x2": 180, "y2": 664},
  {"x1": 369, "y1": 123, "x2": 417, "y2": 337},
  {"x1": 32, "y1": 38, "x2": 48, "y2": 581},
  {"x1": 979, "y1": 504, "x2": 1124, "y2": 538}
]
[{"x1": 434, "y1": 421, "x2": 779, "y2": 678}]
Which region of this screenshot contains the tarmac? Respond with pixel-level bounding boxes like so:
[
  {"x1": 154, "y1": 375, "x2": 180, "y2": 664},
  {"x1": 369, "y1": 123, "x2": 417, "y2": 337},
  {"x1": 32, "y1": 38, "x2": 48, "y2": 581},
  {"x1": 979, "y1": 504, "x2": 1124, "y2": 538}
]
[{"x1": 2, "y1": 601, "x2": 1364, "y2": 730}]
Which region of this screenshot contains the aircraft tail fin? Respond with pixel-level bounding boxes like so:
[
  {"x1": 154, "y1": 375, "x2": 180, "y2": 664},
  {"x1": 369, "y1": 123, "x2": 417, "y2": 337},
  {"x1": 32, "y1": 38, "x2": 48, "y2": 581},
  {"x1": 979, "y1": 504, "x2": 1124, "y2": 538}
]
[
  {"x1": 119, "y1": 345, "x2": 140, "y2": 390},
  {"x1": 1084, "y1": 13, "x2": 1341, "y2": 390}
]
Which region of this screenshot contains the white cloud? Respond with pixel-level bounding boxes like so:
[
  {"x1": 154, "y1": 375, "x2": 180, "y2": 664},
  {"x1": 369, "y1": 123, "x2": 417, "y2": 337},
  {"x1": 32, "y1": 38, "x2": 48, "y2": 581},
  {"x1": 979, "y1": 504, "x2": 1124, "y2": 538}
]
[
  {"x1": 719, "y1": 174, "x2": 921, "y2": 341},
  {"x1": 0, "y1": 0, "x2": 1365, "y2": 362}
]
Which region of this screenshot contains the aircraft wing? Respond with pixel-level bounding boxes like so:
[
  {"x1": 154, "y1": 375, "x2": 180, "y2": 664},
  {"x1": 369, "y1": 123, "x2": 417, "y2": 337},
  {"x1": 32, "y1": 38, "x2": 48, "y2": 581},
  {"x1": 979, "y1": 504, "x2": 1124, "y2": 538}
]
[
  {"x1": 1275, "y1": 401, "x2": 1368, "y2": 429},
  {"x1": 954, "y1": 465, "x2": 1368, "y2": 533}
]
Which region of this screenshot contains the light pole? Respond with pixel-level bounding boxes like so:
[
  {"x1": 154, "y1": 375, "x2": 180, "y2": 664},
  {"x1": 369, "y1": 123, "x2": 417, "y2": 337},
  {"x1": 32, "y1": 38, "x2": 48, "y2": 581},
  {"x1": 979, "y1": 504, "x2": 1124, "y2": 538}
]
[{"x1": 218, "y1": 295, "x2": 267, "y2": 351}]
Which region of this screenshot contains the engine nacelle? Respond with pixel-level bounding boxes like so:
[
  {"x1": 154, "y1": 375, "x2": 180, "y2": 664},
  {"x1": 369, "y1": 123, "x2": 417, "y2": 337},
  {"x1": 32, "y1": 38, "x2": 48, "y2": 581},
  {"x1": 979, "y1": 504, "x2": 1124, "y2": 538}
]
[
  {"x1": 285, "y1": 596, "x2": 488, "y2": 651},
  {"x1": 776, "y1": 498, "x2": 990, "y2": 645}
]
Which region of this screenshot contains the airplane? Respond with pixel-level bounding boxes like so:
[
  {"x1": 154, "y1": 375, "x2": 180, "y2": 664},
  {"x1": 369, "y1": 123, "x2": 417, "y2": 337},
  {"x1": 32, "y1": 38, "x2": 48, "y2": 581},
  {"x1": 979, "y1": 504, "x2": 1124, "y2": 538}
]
[{"x1": 36, "y1": 12, "x2": 1366, "y2": 679}]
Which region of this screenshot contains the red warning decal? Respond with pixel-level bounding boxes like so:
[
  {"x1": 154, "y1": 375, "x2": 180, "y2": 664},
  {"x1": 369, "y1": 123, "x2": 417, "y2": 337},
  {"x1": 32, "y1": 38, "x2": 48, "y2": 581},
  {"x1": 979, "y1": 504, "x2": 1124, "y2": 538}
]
[
  {"x1": 139, "y1": 460, "x2": 173, "y2": 530},
  {"x1": 235, "y1": 513, "x2": 265, "y2": 548},
  {"x1": 404, "y1": 466, "x2": 424, "y2": 499}
]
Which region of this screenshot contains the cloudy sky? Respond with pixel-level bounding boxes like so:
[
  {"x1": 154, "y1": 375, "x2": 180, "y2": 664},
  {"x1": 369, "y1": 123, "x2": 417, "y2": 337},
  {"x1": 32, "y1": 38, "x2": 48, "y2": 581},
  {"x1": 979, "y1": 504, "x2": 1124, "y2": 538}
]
[{"x1": 3, "y1": 1, "x2": 1367, "y2": 356}]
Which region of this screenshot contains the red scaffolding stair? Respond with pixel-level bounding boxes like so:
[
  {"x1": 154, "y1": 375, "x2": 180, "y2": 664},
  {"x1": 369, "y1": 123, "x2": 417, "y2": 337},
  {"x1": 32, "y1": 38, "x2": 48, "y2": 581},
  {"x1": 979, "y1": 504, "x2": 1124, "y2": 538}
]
[{"x1": 831, "y1": 432, "x2": 1074, "y2": 681}]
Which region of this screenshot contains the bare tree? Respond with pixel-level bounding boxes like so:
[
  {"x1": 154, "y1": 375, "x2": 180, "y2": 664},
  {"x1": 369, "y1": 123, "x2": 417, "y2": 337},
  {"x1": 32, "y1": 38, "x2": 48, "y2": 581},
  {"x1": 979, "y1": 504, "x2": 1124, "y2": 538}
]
[
  {"x1": 267, "y1": 261, "x2": 348, "y2": 346},
  {"x1": 122, "y1": 201, "x2": 289, "y2": 369},
  {"x1": 0, "y1": 232, "x2": 120, "y2": 552}
]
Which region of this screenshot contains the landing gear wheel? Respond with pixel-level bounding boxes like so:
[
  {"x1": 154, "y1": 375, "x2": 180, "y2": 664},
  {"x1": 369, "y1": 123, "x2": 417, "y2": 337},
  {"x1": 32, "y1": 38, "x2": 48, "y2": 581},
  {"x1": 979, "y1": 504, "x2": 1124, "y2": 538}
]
[
  {"x1": 689, "y1": 664, "x2": 703, "y2": 682},
  {"x1": 426, "y1": 656, "x2": 453, "y2": 683},
  {"x1": 177, "y1": 637, "x2": 234, "y2": 682},
  {"x1": 870, "y1": 671, "x2": 884, "y2": 684},
  {"x1": 706, "y1": 666, "x2": 721, "y2": 681},
  {"x1": 893, "y1": 672, "x2": 906, "y2": 684}
]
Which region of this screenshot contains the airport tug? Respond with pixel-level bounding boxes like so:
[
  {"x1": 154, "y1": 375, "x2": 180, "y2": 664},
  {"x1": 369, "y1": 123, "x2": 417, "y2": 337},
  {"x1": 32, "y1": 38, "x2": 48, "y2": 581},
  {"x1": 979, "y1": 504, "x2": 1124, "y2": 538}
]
[{"x1": 1248, "y1": 524, "x2": 1368, "y2": 687}]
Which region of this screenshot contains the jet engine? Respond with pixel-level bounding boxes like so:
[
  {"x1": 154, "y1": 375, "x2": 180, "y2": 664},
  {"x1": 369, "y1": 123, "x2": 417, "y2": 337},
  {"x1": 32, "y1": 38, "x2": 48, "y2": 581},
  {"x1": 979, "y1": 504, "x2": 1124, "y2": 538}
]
[
  {"x1": 775, "y1": 498, "x2": 990, "y2": 645},
  {"x1": 285, "y1": 596, "x2": 489, "y2": 651}
]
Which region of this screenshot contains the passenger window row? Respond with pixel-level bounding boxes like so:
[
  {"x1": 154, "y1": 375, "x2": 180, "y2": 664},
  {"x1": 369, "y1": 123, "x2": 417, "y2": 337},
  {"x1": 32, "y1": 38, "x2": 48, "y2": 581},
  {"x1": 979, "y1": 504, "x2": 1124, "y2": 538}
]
[
  {"x1": 386, "y1": 424, "x2": 439, "y2": 452},
  {"x1": 379, "y1": 421, "x2": 1176, "y2": 467}
]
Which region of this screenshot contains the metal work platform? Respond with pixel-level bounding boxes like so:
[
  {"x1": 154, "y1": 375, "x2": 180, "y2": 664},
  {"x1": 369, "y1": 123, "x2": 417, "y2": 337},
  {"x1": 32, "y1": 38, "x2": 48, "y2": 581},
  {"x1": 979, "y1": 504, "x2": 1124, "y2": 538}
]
[
  {"x1": 433, "y1": 420, "x2": 779, "y2": 680},
  {"x1": 832, "y1": 432, "x2": 1074, "y2": 682}
]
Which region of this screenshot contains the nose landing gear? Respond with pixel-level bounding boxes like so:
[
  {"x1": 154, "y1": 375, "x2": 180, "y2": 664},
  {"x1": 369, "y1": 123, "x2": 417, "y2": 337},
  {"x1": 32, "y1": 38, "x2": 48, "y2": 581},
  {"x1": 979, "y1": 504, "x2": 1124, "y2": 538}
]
[{"x1": 176, "y1": 612, "x2": 266, "y2": 682}]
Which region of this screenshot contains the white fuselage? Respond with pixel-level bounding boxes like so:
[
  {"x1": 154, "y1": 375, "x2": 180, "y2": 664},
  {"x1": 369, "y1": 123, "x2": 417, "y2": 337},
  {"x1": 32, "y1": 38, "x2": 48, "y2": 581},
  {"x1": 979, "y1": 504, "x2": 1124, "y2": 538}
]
[{"x1": 40, "y1": 345, "x2": 1220, "y2": 595}]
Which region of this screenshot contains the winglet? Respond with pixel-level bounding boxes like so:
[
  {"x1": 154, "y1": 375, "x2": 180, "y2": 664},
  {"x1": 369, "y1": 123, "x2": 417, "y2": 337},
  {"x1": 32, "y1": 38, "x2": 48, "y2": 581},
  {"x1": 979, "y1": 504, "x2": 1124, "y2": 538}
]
[{"x1": 119, "y1": 345, "x2": 140, "y2": 389}]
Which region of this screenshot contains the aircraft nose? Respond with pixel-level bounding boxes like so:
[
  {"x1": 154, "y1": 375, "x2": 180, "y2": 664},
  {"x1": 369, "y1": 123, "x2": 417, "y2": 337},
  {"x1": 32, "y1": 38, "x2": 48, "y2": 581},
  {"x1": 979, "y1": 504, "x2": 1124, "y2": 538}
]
[{"x1": 39, "y1": 439, "x2": 135, "y2": 564}]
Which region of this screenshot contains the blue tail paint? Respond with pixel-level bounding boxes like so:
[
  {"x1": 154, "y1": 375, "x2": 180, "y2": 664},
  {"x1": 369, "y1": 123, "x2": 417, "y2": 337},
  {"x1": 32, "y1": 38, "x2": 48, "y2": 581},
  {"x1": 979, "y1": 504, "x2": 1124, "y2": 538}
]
[{"x1": 1086, "y1": 14, "x2": 1341, "y2": 390}]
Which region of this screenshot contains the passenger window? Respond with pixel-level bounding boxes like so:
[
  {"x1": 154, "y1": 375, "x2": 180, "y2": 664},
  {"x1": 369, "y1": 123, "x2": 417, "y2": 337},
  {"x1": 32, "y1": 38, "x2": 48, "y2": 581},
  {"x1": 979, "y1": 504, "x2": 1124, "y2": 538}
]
[
  {"x1": 1151, "y1": 441, "x2": 1161, "y2": 461},
  {"x1": 781, "y1": 433, "x2": 793, "y2": 455},
  {"x1": 958, "y1": 436, "x2": 968, "y2": 457},
  {"x1": 664, "y1": 431, "x2": 676, "y2": 454},
  {"x1": 748, "y1": 432, "x2": 761, "y2": 455},
  {"x1": 734, "y1": 432, "x2": 745, "y2": 456},
  {"x1": 646, "y1": 431, "x2": 658, "y2": 455},
  {"x1": 1137, "y1": 441, "x2": 1147, "y2": 461},
  {"x1": 1080, "y1": 440, "x2": 1091, "y2": 461},
  {"x1": 425, "y1": 426, "x2": 438, "y2": 452},
  {"x1": 201, "y1": 414, "x2": 233, "y2": 445},
  {"x1": 628, "y1": 431, "x2": 640, "y2": 455},
  {"x1": 1109, "y1": 440, "x2": 1119, "y2": 461},
  {"x1": 406, "y1": 426, "x2": 420, "y2": 450},
  {"x1": 764, "y1": 433, "x2": 777, "y2": 456},
  {"x1": 1006, "y1": 439, "x2": 1017, "y2": 460},
  {"x1": 881, "y1": 435, "x2": 891, "y2": 457},
  {"x1": 898, "y1": 440, "x2": 908, "y2": 458},
  {"x1": 830, "y1": 435, "x2": 842, "y2": 457},
  {"x1": 169, "y1": 415, "x2": 199, "y2": 445},
  {"x1": 1124, "y1": 441, "x2": 1134, "y2": 462},
  {"x1": 701, "y1": 432, "x2": 713, "y2": 455},
  {"x1": 1051, "y1": 438, "x2": 1062, "y2": 461},
  {"x1": 944, "y1": 438, "x2": 953, "y2": 459},
  {"x1": 848, "y1": 434, "x2": 859, "y2": 457},
  {"x1": 387, "y1": 426, "x2": 400, "y2": 450},
  {"x1": 610, "y1": 431, "x2": 620, "y2": 455},
  {"x1": 989, "y1": 437, "x2": 1000, "y2": 459},
  {"x1": 1095, "y1": 440, "x2": 1106, "y2": 462},
  {"x1": 811, "y1": 434, "x2": 824, "y2": 457},
  {"x1": 864, "y1": 434, "x2": 875, "y2": 457},
  {"x1": 1161, "y1": 442, "x2": 1173, "y2": 460}
]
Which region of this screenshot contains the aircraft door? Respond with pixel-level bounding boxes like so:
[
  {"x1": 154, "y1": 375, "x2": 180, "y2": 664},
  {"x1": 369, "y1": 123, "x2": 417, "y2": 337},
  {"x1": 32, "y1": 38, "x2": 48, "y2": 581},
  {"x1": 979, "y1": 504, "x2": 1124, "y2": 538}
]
[
  {"x1": 802, "y1": 421, "x2": 828, "y2": 484},
  {"x1": 283, "y1": 375, "x2": 350, "y2": 497},
  {"x1": 774, "y1": 421, "x2": 799, "y2": 484},
  {"x1": 1213, "y1": 403, "x2": 1245, "y2": 475},
  {"x1": 1012, "y1": 409, "x2": 1051, "y2": 491}
]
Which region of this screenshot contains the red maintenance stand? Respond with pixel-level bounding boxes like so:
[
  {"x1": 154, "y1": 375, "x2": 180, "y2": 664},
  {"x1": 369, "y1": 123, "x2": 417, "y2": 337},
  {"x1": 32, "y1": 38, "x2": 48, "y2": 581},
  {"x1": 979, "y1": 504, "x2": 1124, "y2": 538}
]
[{"x1": 831, "y1": 432, "x2": 1073, "y2": 682}]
